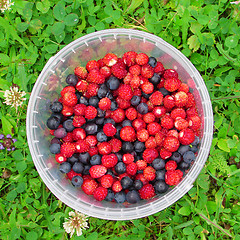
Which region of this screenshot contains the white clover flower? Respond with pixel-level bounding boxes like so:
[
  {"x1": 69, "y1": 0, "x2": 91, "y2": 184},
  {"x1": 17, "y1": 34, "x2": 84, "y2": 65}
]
[
  {"x1": 230, "y1": 1, "x2": 240, "y2": 4},
  {"x1": 0, "y1": 0, "x2": 14, "y2": 13},
  {"x1": 3, "y1": 86, "x2": 26, "y2": 111},
  {"x1": 63, "y1": 211, "x2": 88, "y2": 238}
]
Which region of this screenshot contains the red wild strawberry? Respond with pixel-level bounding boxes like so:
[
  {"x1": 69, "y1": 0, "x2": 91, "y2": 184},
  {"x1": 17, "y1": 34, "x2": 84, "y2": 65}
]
[
  {"x1": 72, "y1": 116, "x2": 86, "y2": 127},
  {"x1": 136, "y1": 53, "x2": 149, "y2": 65},
  {"x1": 100, "y1": 66, "x2": 111, "y2": 78},
  {"x1": 55, "y1": 153, "x2": 67, "y2": 163},
  {"x1": 85, "y1": 135, "x2": 97, "y2": 147},
  {"x1": 73, "y1": 104, "x2": 86, "y2": 116},
  {"x1": 186, "y1": 107, "x2": 198, "y2": 118},
  {"x1": 160, "y1": 147, "x2": 172, "y2": 160},
  {"x1": 72, "y1": 128, "x2": 86, "y2": 141},
  {"x1": 178, "y1": 83, "x2": 189, "y2": 93},
  {"x1": 99, "y1": 97, "x2": 111, "y2": 111},
  {"x1": 129, "y1": 64, "x2": 141, "y2": 75},
  {"x1": 155, "y1": 131, "x2": 165, "y2": 146},
  {"x1": 136, "y1": 160, "x2": 147, "y2": 170},
  {"x1": 137, "y1": 129, "x2": 149, "y2": 142},
  {"x1": 179, "y1": 128, "x2": 195, "y2": 145},
  {"x1": 123, "y1": 51, "x2": 137, "y2": 66},
  {"x1": 89, "y1": 165, "x2": 107, "y2": 178},
  {"x1": 170, "y1": 108, "x2": 186, "y2": 120},
  {"x1": 98, "y1": 142, "x2": 112, "y2": 155},
  {"x1": 62, "y1": 91, "x2": 78, "y2": 107},
  {"x1": 165, "y1": 160, "x2": 177, "y2": 171},
  {"x1": 139, "y1": 184, "x2": 155, "y2": 199},
  {"x1": 111, "y1": 63, "x2": 128, "y2": 79},
  {"x1": 163, "y1": 95, "x2": 175, "y2": 109},
  {"x1": 101, "y1": 154, "x2": 118, "y2": 168},
  {"x1": 147, "y1": 122, "x2": 161, "y2": 135},
  {"x1": 174, "y1": 91, "x2": 188, "y2": 107},
  {"x1": 132, "y1": 119, "x2": 146, "y2": 131},
  {"x1": 163, "y1": 69, "x2": 178, "y2": 79},
  {"x1": 143, "y1": 112, "x2": 155, "y2": 124},
  {"x1": 185, "y1": 92, "x2": 196, "y2": 108},
  {"x1": 61, "y1": 86, "x2": 75, "y2": 97},
  {"x1": 103, "y1": 53, "x2": 118, "y2": 66},
  {"x1": 122, "y1": 153, "x2": 134, "y2": 164},
  {"x1": 86, "y1": 60, "x2": 99, "y2": 71},
  {"x1": 152, "y1": 106, "x2": 167, "y2": 118},
  {"x1": 82, "y1": 179, "x2": 98, "y2": 195},
  {"x1": 62, "y1": 132, "x2": 73, "y2": 142},
  {"x1": 145, "y1": 136, "x2": 157, "y2": 149},
  {"x1": 74, "y1": 66, "x2": 88, "y2": 79},
  {"x1": 66, "y1": 170, "x2": 82, "y2": 181},
  {"x1": 167, "y1": 129, "x2": 178, "y2": 138},
  {"x1": 61, "y1": 105, "x2": 74, "y2": 117},
  {"x1": 103, "y1": 123, "x2": 117, "y2": 137},
  {"x1": 111, "y1": 108, "x2": 125, "y2": 123},
  {"x1": 123, "y1": 72, "x2": 133, "y2": 85},
  {"x1": 118, "y1": 84, "x2": 133, "y2": 100},
  {"x1": 188, "y1": 115, "x2": 201, "y2": 130},
  {"x1": 109, "y1": 138, "x2": 122, "y2": 153},
  {"x1": 164, "y1": 78, "x2": 181, "y2": 92},
  {"x1": 154, "y1": 62, "x2": 165, "y2": 74},
  {"x1": 146, "y1": 100, "x2": 154, "y2": 112},
  {"x1": 87, "y1": 83, "x2": 99, "y2": 97},
  {"x1": 88, "y1": 146, "x2": 98, "y2": 156},
  {"x1": 76, "y1": 80, "x2": 88, "y2": 92},
  {"x1": 97, "y1": 58, "x2": 105, "y2": 68},
  {"x1": 87, "y1": 69, "x2": 105, "y2": 84},
  {"x1": 75, "y1": 140, "x2": 89, "y2": 153},
  {"x1": 163, "y1": 136, "x2": 180, "y2": 152},
  {"x1": 93, "y1": 186, "x2": 108, "y2": 201},
  {"x1": 120, "y1": 126, "x2": 136, "y2": 142},
  {"x1": 143, "y1": 166, "x2": 156, "y2": 181},
  {"x1": 60, "y1": 142, "x2": 75, "y2": 158},
  {"x1": 161, "y1": 115, "x2": 174, "y2": 129},
  {"x1": 115, "y1": 97, "x2": 131, "y2": 109},
  {"x1": 126, "y1": 162, "x2": 137, "y2": 176},
  {"x1": 130, "y1": 75, "x2": 141, "y2": 88},
  {"x1": 100, "y1": 174, "x2": 114, "y2": 188},
  {"x1": 125, "y1": 107, "x2": 138, "y2": 120},
  {"x1": 165, "y1": 169, "x2": 183, "y2": 186},
  {"x1": 141, "y1": 81, "x2": 154, "y2": 94},
  {"x1": 141, "y1": 64, "x2": 154, "y2": 78},
  {"x1": 112, "y1": 180, "x2": 122, "y2": 193},
  {"x1": 85, "y1": 106, "x2": 97, "y2": 119},
  {"x1": 149, "y1": 91, "x2": 163, "y2": 105},
  {"x1": 174, "y1": 118, "x2": 189, "y2": 130},
  {"x1": 142, "y1": 148, "x2": 158, "y2": 163}
]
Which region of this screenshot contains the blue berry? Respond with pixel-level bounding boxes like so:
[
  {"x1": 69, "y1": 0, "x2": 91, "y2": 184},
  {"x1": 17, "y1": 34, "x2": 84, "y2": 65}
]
[
  {"x1": 85, "y1": 123, "x2": 98, "y2": 135},
  {"x1": 51, "y1": 112, "x2": 64, "y2": 123},
  {"x1": 83, "y1": 165, "x2": 91, "y2": 175},
  {"x1": 66, "y1": 74, "x2": 78, "y2": 86},
  {"x1": 67, "y1": 154, "x2": 79, "y2": 165},
  {"x1": 114, "y1": 191, "x2": 126, "y2": 203},
  {"x1": 149, "y1": 73, "x2": 161, "y2": 85},
  {"x1": 104, "y1": 118, "x2": 116, "y2": 126},
  {"x1": 54, "y1": 127, "x2": 67, "y2": 139},
  {"x1": 126, "y1": 190, "x2": 141, "y2": 204},
  {"x1": 159, "y1": 88, "x2": 170, "y2": 96},
  {"x1": 97, "y1": 84, "x2": 108, "y2": 98},
  {"x1": 72, "y1": 162, "x2": 84, "y2": 173},
  {"x1": 50, "y1": 101, "x2": 63, "y2": 113},
  {"x1": 134, "y1": 141, "x2": 145, "y2": 153},
  {"x1": 183, "y1": 151, "x2": 196, "y2": 164},
  {"x1": 141, "y1": 92, "x2": 151, "y2": 99},
  {"x1": 89, "y1": 96, "x2": 99, "y2": 108},
  {"x1": 170, "y1": 152, "x2": 182, "y2": 163},
  {"x1": 133, "y1": 180, "x2": 143, "y2": 190},
  {"x1": 192, "y1": 136, "x2": 200, "y2": 146},
  {"x1": 122, "y1": 141, "x2": 134, "y2": 153},
  {"x1": 189, "y1": 145, "x2": 198, "y2": 153},
  {"x1": 79, "y1": 96, "x2": 88, "y2": 105},
  {"x1": 137, "y1": 103, "x2": 148, "y2": 114},
  {"x1": 155, "y1": 170, "x2": 166, "y2": 181},
  {"x1": 95, "y1": 117, "x2": 105, "y2": 125},
  {"x1": 110, "y1": 101, "x2": 118, "y2": 111},
  {"x1": 115, "y1": 126, "x2": 122, "y2": 139},
  {"x1": 97, "y1": 108, "x2": 106, "y2": 118},
  {"x1": 63, "y1": 119, "x2": 75, "y2": 132},
  {"x1": 79, "y1": 152, "x2": 90, "y2": 164},
  {"x1": 51, "y1": 137, "x2": 61, "y2": 145},
  {"x1": 106, "y1": 76, "x2": 120, "y2": 90},
  {"x1": 115, "y1": 152, "x2": 122, "y2": 162},
  {"x1": 97, "y1": 131, "x2": 108, "y2": 142},
  {"x1": 152, "y1": 158, "x2": 165, "y2": 170},
  {"x1": 115, "y1": 162, "x2": 126, "y2": 174},
  {"x1": 178, "y1": 145, "x2": 190, "y2": 156},
  {"x1": 71, "y1": 175, "x2": 83, "y2": 187},
  {"x1": 49, "y1": 143, "x2": 61, "y2": 154},
  {"x1": 121, "y1": 176, "x2": 133, "y2": 189},
  {"x1": 131, "y1": 95, "x2": 141, "y2": 106},
  {"x1": 122, "y1": 120, "x2": 132, "y2": 127},
  {"x1": 105, "y1": 189, "x2": 115, "y2": 201},
  {"x1": 59, "y1": 162, "x2": 71, "y2": 173},
  {"x1": 179, "y1": 161, "x2": 189, "y2": 170},
  {"x1": 148, "y1": 56, "x2": 157, "y2": 67},
  {"x1": 47, "y1": 116, "x2": 61, "y2": 130},
  {"x1": 90, "y1": 155, "x2": 101, "y2": 165},
  {"x1": 154, "y1": 180, "x2": 169, "y2": 194}
]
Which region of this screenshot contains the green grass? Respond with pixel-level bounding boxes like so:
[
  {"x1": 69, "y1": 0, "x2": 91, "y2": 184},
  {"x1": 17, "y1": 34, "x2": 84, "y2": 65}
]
[{"x1": 0, "y1": 0, "x2": 240, "y2": 239}]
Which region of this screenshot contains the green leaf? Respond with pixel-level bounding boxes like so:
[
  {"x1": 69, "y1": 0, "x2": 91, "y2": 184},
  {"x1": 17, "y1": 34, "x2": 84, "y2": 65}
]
[
  {"x1": 10, "y1": 227, "x2": 21, "y2": 240},
  {"x1": 1, "y1": 115, "x2": 13, "y2": 135},
  {"x1": 52, "y1": 22, "x2": 65, "y2": 36},
  {"x1": 16, "y1": 161, "x2": 27, "y2": 173},
  {"x1": 178, "y1": 206, "x2": 192, "y2": 216},
  {"x1": 87, "y1": 232, "x2": 98, "y2": 240},
  {"x1": 29, "y1": 19, "x2": 42, "y2": 31},
  {"x1": 36, "y1": 0, "x2": 50, "y2": 13},
  {"x1": 95, "y1": 21, "x2": 105, "y2": 31},
  {"x1": 64, "y1": 13, "x2": 79, "y2": 26},
  {"x1": 217, "y1": 139, "x2": 230, "y2": 152},
  {"x1": 53, "y1": 1, "x2": 66, "y2": 21},
  {"x1": 17, "y1": 22, "x2": 29, "y2": 32},
  {"x1": 0, "y1": 53, "x2": 10, "y2": 65},
  {"x1": 126, "y1": 0, "x2": 144, "y2": 13},
  {"x1": 9, "y1": 207, "x2": 16, "y2": 227},
  {"x1": 6, "y1": 190, "x2": 17, "y2": 201},
  {"x1": 26, "y1": 231, "x2": 38, "y2": 240},
  {"x1": 225, "y1": 35, "x2": 238, "y2": 48},
  {"x1": 187, "y1": 35, "x2": 200, "y2": 52},
  {"x1": 45, "y1": 44, "x2": 59, "y2": 53},
  {"x1": 16, "y1": 182, "x2": 26, "y2": 193}
]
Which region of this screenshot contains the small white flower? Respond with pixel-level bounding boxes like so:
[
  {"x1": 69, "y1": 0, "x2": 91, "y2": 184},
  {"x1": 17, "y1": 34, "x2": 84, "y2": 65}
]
[
  {"x1": 230, "y1": 1, "x2": 240, "y2": 4},
  {"x1": 0, "y1": 0, "x2": 14, "y2": 13},
  {"x1": 63, "y1": 211, "x2": 88, "y2": 238},
  {"x1": 3, "y1": 86, "x2": 26, "y2": 111}
]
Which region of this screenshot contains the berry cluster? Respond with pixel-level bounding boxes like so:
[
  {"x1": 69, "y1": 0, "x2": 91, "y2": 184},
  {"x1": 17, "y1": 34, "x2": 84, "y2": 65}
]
[{"x1": 46, "y1": 52, "x2": 201, "y2": 204}]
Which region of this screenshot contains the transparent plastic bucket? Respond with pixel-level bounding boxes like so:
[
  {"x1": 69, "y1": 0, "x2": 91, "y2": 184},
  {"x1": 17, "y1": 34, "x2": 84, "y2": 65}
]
[{"x1": 26, "y1": 29, "x2": 213, "y2": 220}]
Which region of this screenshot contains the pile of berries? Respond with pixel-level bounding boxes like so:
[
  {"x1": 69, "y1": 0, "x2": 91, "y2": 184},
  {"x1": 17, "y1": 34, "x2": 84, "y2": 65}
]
[{"x1": 46, "y1": 52, "x2": 201, "y2": 204}]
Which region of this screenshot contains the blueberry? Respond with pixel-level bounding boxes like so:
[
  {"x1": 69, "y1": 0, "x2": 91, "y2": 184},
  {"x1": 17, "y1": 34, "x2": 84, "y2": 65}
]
[
  {"x1": 95, "y1": 117, "x2": 105, "y2": 125},
  {"x1": 155, "y1": 170, "x2": 166, "y2": 181},
  {"x1": 106, "y1": 76, "x2": 120, "y2": 90},
  {"x1": 159, "y1": 88, "x2": 170, "y2": 96},
  {"x1": 115, "y1": 152, "x2": 122, "y2": 162},
  {"x1": 106, "y1": 91, "x2": 114, "y2": 100},
  {"x1": 179, "y1": 161, "x2": 189, "y2": 170},
  {"x1": 83, "y1": 165, "x2": 91, "y2": 175},
  {"x1": 50, "y1": 101, "x2": 63, "y2": 113},
  {"x1": 90, "y1": 154, "x2": 101, "y2": 165},
  {"x1": 49, "y1": 143, "x2": 61, "y2": 154},
  {"x1": 126, "y1": 190, "x2": 141, "y2": 204},
  {"x1": 134, "y1": 141, "x2": 145, "y2": 153},
  {"x1": 131, "y1": 95, "x2": 141, "y2": 106},
  {"x1": 114, "y1": 191, "x2": 126, "y2": 203},
  {"x1": 170, "y1": 152, "x2": 182, "y2": 163},
  {"x1": 154, "y1": 180, "x2": 169, "y2": 194},
  {"x1": 149, "y1": 73, "x2": 161, "y2": 85},
  {"x1": 76, "y1": 92, "x2": 82, "y2": 102},
  {"x1": 106, "y1": 169, "x2": 115, "y2": 178},
  {"x1": 115, "y1": 162, "x2": 126, "y2": 174},
  {"x1": 183, "y1": 151, "x2": 196, "y2": 164},
  {"x1": 85, "y1": 123, "x2": 98, "y2": 135},
  {"x1": 54, "y1": 127, "x2": 67, "y2": 139},
  {"x1": 79, "y1": 152, "x2": 90, "y2": 164},
  {"x1": 152, "y1": 158, "x2": 165, "y2": 170},
  {"x1": 67, "y1": 154, "x2": 79, "y2": 165},
  {"x1": 141, "y1": 92, "x2": 151, "y2": 100},
  {"x1": 133, "y1": 180, "x2": 143, "y2": 190},
  {"x1": 50, "y1": 137, "x2": 61, "y2": 145},
  {"x1": 137, "y1": 170, "x2": 143, "y2": 174},
  {"x1": 104, "y1": 118, "x2": 116, "y2": 126},
  {"x1": 97, "y1": 108, "x2": 106, "y2": 118},
  {"x1": 192, "y1": 136, "x2": 200, "y2": 146},
  {"x1": 121, "y1": 176, "x2": 133, "y2": 189},
  {"x1": 72, "y1": 162, "x2": 84, "y2": 173},
  {"x1": 66, "y1": 74, "x2": 78, "y2": 86},
  {"x1": 189, "y1": 145, "x2": 198, "y2": 153},
  {"x1": 97, "y1": 131, "x2": 108, "y2": 142},
  {"x1": 137, "y1": 103, "x2": 148, "y2": 114},
  {"x1": 97, "y1": 84, "x2": 108, "y2": 98},
  {"x1": 122, "y1": 120, "x2": 132, "y2": 127},
  {"x1": 71, "y1": 175, "x2": 83, "y2": 187},
  {"x1": 63, "y1": 119, "x2": 75, "y2": 132},
  {"x1": 47, "y1": 116, "x2": 61, "y2": 130},
  {"x1": 115, "y1": 126, "x2": 122, "y2": 139},
  {"x1": 89, "y1": 96, "x2": 99, "y2": 108},
  {"x1": 59, "y1": 162, "x2": 71, "y2": 173},
  {"x1": 122, "y1": 142, "x2": 134, "y2": 153},
  {"x1": 110, "y1": 101, "x2": 118, "y2": 111},
  {"x1": 105, "y1": 189, "x2": 115, "y2": 202},
  {"x1": 79, "y1": 96, "x2": 88, "y2": 105},
  {"x1": 148, "y1": 56, "x2": 157, "y2": 67},
  {"x1": 51, "y1": 112, "x2": 64, "y2": 123},
  {"x1": 178, "y1": 145, "x2": 190, "y2": 156}
]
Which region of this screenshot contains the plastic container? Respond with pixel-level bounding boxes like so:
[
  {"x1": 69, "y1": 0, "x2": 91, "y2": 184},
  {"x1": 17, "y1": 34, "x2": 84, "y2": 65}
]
[{"x1": 26, "y1": 29, "x2": 213, "y2": 220}]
